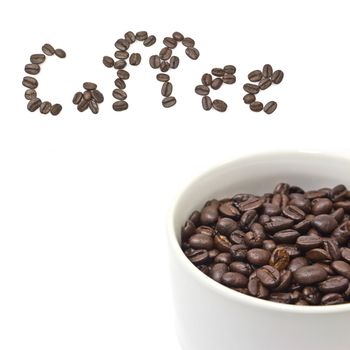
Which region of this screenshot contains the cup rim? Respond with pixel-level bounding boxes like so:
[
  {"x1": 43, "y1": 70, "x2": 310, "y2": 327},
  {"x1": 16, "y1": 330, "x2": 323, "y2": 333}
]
[{"x1": 168, "y1": 150, "x2": 350, "y2": 314}]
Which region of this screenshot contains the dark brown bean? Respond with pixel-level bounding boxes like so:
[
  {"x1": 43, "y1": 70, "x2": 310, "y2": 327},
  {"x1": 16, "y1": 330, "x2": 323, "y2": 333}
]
[
  {"x1": 312, "y1": 214, "x2": 338, "y2": 234},
  {"x1": 318, "y1": 276, "x2": 349, "y2": 294},
  {"x1": 143, "y1": 35, "x2": 157, "y2": 47},
  {"x1": 42, "y1": 43, "x2": 55, "y2": 56},
  {"x1": 224, "y1": 65, "x2": 236, "y2": 74},
  {"x1": 24, "y1": 63, "x2": 40, "y2": 75},
  {"x1": 40, "y1": 101, "x2": 52, "y2": 114},
  {"x1": 202, "y1": 96, "x2": 212, "y2": 111},
  {"x1": 115, "y1": 38, "x2": 130, "y2": 51},
  {"x1": 201, "y1": 73, "x2": 212, "y2": 86},
  {"x1": 257, "y1": 265, "x2": 280, "y2": 288},
  {"x1": 243, "y1": 83, "x2": 259, "y2": 94},
  {"x1": 162, "y1": 96, "x2": 176, "y2": 108},
  {"x1": 172, "y1": 32, "x2": 184, "y2": 41},
  {"x1": 211, "y1": 78, "x2": 223, "y2": 90},
  {"x1": 296, "y1": 236, "x2": 323, "y2": 250},
  {"x1": 124, "y1": 31, "x2": 136, "y2": 43},
  {"x1": 185, "y1": 249, "x2": 209, "y2": 265},
  {"x1": 117, "y1": 69, "x2": 130, "y2": 80},
  {"x1": 211, "y1": 68, "x2": 225, "y2": 77},
  {"x1": 195, "y1": 85, "x2": 210, "y2": 96},
  {"x1": 25, "y1": 89, "x2": 37, "y2": 100},
  {"x1": 331, "y1": 261, "x2": 350, "y2": 279},
  {"x1": 216, "y1": 218, "x2": 238, "y2": 236},
  {"x1": 156, "y1": 73, "x2": 169, "y2": 82},
  {"x1": 248, "y1": 273, "x2": 269, "y2": 298},
  {"x1": 189, "y1": 234, "x2": 214, "y2": 250},
  {"x1": 161, "y1": 82, "x2": 173, "y2": 97},
  {"x1": 302, "y1": 286, "x2": 321, "y2": 305},
  {"x1": 247, "y1": 248, "x2": 271, "y2": 266},
  {"x1": 182, "y1": 37, "x2": 195, "y2": 47},
  {"x1": 341, "y1": 247, "x2": 350, "y2": 263},
  {"x1": 103, "y1": 56, "x2": 114, "y2": 68},
  {"x1": 30, "y1": 54, "x2": 46, "y2": 64},
  {"x1": 77, "y1": 98, "x2": 89, "y2": 112},
  {"x1": 135, "y1": 31, "x2": 148, "y2": 41},
  {"x1": 321, "y1": 293, "x2": 344, "y2": 305},
  {"x1": 149, "y1": 55, "x2": 161, "y2": 69},
  {"x1": 115, "y1": 78, "x2": 126, "y2": 89},
  {"x1": 243, "y1": 94, "x2": 256, "y2": 104},
  {"x1": 88, "y1": 100, "x2": 99, "y2": 114},
  {"x1": 91, "y1": 90, "x2": 104, "y2": 103},
  {"x1": 271, "y1": 70, "x2": 284, "y2": 84},
  {"x1": 163, "y1": 37, "x2": 177, "y2": 48},
  {"x1": 269, "y1": 247, "x2": 290, "y2": 270},
  {"x1": 214, "y1": 252, "x2": 232, "y2": 265},
  {"x1": 262, "y1": 64, "x2": 273, "y2": 78},
  {"x1": 112, "y1": 89, "x2": 127, "y2": 101},
  {"x1": 311, "y1": 198, "x2": 333, "y2": 215},
  {"x1": 22, "y1": 76, "x2": 38, "y2": 89},
  {"x1": 229, "y1": 261, "x2": 253, "y2": 276},
  {"x1": 27, "y1": 98, "x2": 42, "y2": 112},
  {"x1": 259, "y1": 78, "x2": 272, "y2": 90},
  {"x1": 115, "y1": 59, "x2": 127, "y2": 69},
  {"x1": 54, "y1": 49, "x2": 66, "y2": 58},
  {"x1": 222, "y1": 74, "x2": 236, "y2": 84},
  {"x1": 210, "y1": 263, "x2": 228, "y2": 282},
  {"x1": 212, "y1": 99, "x2": 227, "y2": 112},
  {"x1": 248, "y1": 70, "x2": 263, "y2": 82},
  {"x1": 222, "y1": 272, "x2": 248, "y2": 288},
  {"x1": 50, "y1": 104, "x2": 62, "y2": 115},
  {"x1": 169, "y1": 56, "x2": 180, "y2": 69},
  {"x1": 83, "y1": 82, "x2": 97, "y2": 90},
  {"x1": 185, "y1": 47, "x2": 200, "y2": 60},
  {"x1": 115, "y1": 51, "x2": 129, "y2": 59},
  {"x1": 264, "y1": 101, "x2": 278, "y2": 114},
  {"x1": 112, "y1": 101, "x2": 128, "y2": 111},
  {"x1": 160, "y1": 61, "x2": 170, "y2": 72},
  {"x1": 288, "y1": 257, "x2": 309, "y2": 273},
  {"x1": 214, "y1": 235, "x2": 232, "y2": 252},
  {"x1": 159, "y1": 47, "x2": 172, "y2": 60},
  {"x1": 305, "y1": 248, "x2": 331, "y2": 262},
  {"x1": 250, "y1": 101, "x2": 263, "y2": 112},
  {"x1": 293, "y1": 265, "x2": 328, "y2": 285}
]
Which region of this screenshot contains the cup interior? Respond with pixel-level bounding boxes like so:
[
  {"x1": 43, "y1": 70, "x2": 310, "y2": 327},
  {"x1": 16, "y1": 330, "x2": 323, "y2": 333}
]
[{"x1": 170, "y1": 151, "x2": 350, "y2": 312}]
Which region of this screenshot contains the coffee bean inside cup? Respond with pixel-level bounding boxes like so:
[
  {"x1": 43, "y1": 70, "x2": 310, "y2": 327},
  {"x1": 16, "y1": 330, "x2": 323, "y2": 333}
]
[{"x1": 181, "y1": 183, "x2": 350, "y2": 306}]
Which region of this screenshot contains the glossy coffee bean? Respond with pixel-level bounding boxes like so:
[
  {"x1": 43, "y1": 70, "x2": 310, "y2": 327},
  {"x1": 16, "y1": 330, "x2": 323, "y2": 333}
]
[
  {"x1": 55, "y1": 49, "x2": 66, "y2": 58},
  {"x1": 229, "y1": 261, "x2": 253, "y2": 276},
  {"x1": 216, "y1": 218, "x2": 238, "y2": 236},
  {"x1": 22, "y1": 76, "x2": 38, "y2": 89},
  {"x1": 30, "y1": 54, "x2": 46, "y2": 64},
  {"x1": 113, "y1": 89, "x2": 127, "y2": 101},
  {"x1": 223, "y1": 74, "x2": 236, "y2": 84},
  {"x1": 293, "y1": 265, "x2": 328, "y2": 285},
  {"x1": 103, "y1": 56, "x2": 114, "y2": 68},
  {"x1": 88, "y1": 100, "x2": 99, "y2": 114},
  {"x1": 272, "y1": 70, "x2": 284, "y2": 84},
  {"x1": 172, "y1": 31, "x2": 184, "y2": 41},
  {"x1": 136, "y1": 31, "x2": 148, "y2": 41},
  {"x1": 210, "y1": 263, "x2": 228, "y2": 282},
  {"x1": 202, "y1": 96, "x2": 212, "y2": 111},
  {"x1": 264, "y1": 101, "x2": 277, "y2": 114},
  {"x1": 224, "y1": 65, "x2": 236, "y2": 74},
  {"x1": 312, "y1": 214, "x2": 338, "y2": 234},
  {"x1": 163, "y1": 37, "x2": 177, "y2": 48},
  {"x1": 296, "y1": 236, "x2": 323, "y2": 250},
  {"x1": 248, "y1": 70, "x2": 263, "y2": 82},
  {"x1": 262, "y1": 64, "x2": 273, "y2": 78},
  {"x1": 186, "y1": 249, "x2": 209, "y2": 265},
  {"x1": 211, "y1": 68, "x2": 225, "y2": 77},
  {"x1": 24, "y1": 63, "x2": 40, "y2": 75},
  {"x1": 214, "y1": 235, "x2": 232, "y2": 252},
  {"x1": 40, "y1": 101, "x2": 52, "y2": 114},
  {"x1": 115, "y1": 38, "x2": 130, "y2": 51},
  {"x1": 124, "y1": 31, "x2": 136, "y2": 43},
  {"x1": 115, "y1": 78, "x2": 126, "y2": 89},
  {"x1": 91, "y1": 90, "x2": 104, "y2": 103},
  {"x1": 160, "y1": 61, "x2": 170, "y2": 72},
  {"x1": 156, "y1": 73, "x2": 170, "y2": 82},
  {"x1": 25, "y1": 89, "x2": 37, "y2": 100},
  {"x1": 182, "y1": 37, "x2": 195, "y2": 47},
  {"x1": 50, "y1": 104, "x2": 62, "y2": 115},
  {"x1": 159, "y1": 47, "x2": 172, "y2": 60},
  {"x1": 243, "y1": 94, "x2": 256, "y2": 104},
  {"x1": 149, "y1": 55, "x2": 161, "y2": 69},
  {"x1": 331, "y1": 261, "x2": 350, "y2": 279},
  {"x1": 201, "y1": 73, "x2": 212, "y2": 86},
  {"x1": 250, "y1": 101, "x2": 263, "y2": 112},
  {"x1": 170, "y1": 56, "x2": 180, "y2": 69},
  {"x1": 256, "y1": 265, "x2": 280, "y2": 288},
  {"x1": 195, "y1": 85, "x2": 210, "y2": 96},
  {"x1": 161, "y1": 82, "x2": 173, "y2": 97},
  {"x1": 114, "y1": 59, "x2": 127, "y2": 69},
  {"x1": 318, "y1": 276, "x2": 349, "y2": 294},
  {"x1": 185, "y1": 47, "x2": 200, "y2": 60},
  {"x1": 247, "y1": 248, "x2": 271, "y2": 266},
  {"x1": 212, "y1": 99, "x2": 227, "y2": 112},
  {"x1": 143, "y1": 35, "x2": 156, "y2": 47},
  {"x1": 42, "y1": 43, "x2": 55, "y2": 56},
  {"x1": 27, "y1": 98, "x2": 41, "y2": 112},
  {"x1": 211, "y1": 78, "x2": 223, "y2": 90},
  {"x1": 112, "y1": 101, "x2": 128, "y2": 111},
  {"x1": 115, "y1": 51, "x2": 129, "y2": 59},
  {"x1": 117, "y1": 70, "x2": 130, "y2": 80},
  {"x1": 162, "y1": 96, "x2": 176, "y2": 108},
  {"x1": 222, "y1": 272, "x2": 248, "y2": 288},
  {"x1": 259, "y1": 78, "x2": 272, "y2": 90},
  {"x1": 243, "y1": 83, "x2": 259, "y2": 94}
]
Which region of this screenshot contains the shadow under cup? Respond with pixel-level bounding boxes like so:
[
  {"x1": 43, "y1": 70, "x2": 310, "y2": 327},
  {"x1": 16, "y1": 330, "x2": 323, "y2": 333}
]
[{"x1": 169, "y1": 152, "x2": 350, "y2": 350}]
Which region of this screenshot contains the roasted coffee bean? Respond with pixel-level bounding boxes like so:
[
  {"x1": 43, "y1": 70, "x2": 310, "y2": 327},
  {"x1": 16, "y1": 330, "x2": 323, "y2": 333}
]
[
  {"x1": 115, "y1": 78, "x2": 126, "y2": 89},
  {"x1": 243, "y1": 83, "x2": 259, "y2": 94},
  {"x1": 288, "y1": 257, "x2": 309, "y2": 273},
  {"x1": 185, "y1": 47, "x2": 200, "y2": 60},
  {"x1": 279, "y1": 244, "x2": 301, "y2": 258},
  {"x1": 196, "y1": 226, "x2": 215, "y2": 237},
  {"x1": 162, "y1": 96, "x2": 176, "y2": 108},
  {"x1": 248, "y1": 70, "x2": 263, "y2": 82},
  {"x1": 264, "y1": 101, "x2": 278, "y2": 114},
  {"x1": 201, "y1": 73, "x2": 212, "y2": 86},
  {"x1": 114, "y1": 59, "x2": 127, "y2": 69},
  {"x1": 144, "y1": 35, "x2": 157, "y2": 47},
  {"x1": 271, "y1": 70, "x2": 284, "y2": 84},
  {"x1": 296, "y1": 235, "x2": 323, "y2": 250},
  {"x1": 211, "y1": 78, "x2": 223, "y2": 90},
  {"x1": 77, "y1": 98, "x2": 89, "y2": 112},
  {"x1": 202, "y1": 96, "x2": 212, "y2": 111},
  {"x1": 88, "y1": 100, "x2": 99, "y2": 114},
  {"x1": 222, "y1": 74, "x2": 236, "y2": 84},
  {"x1": 50, "y1": 104, "x2": 62, "y2": 115},
  {"x1": 240, "y1": 210, "x2": 258, "y2": 230},
  {"x1": 259, "y1": 78, "x2": 272, "y2": 90},
  {"x1": 312, "y1": 214, "x2": 338, "y2": 234},
  {"x1": 115, "y1": 51, "x2": 129, "y2": 59},
  {"x1": 216, "y1": 218, "x2": 238, "y2": 236},
  {"x1": 39, "y1": 101, "x2": 52, "y2": 114},
  {"x1": 219, "y1": 202, "x2": 240, "y2": 219},
  {"x1": 244, "y1": 230, "x2": 264, "y2": 248},
  {"x1": 222, "y1": 272, "x2": 248, "y2": 288},
  {"x1": 282, "y1": 205, "x2": 305, "y2": 221},
  {"x1": 172, "y1": 31, "x2": 184, "y2": 41},
  {"x1": 214, "y1": 252, "x2": 232, "y2": 265},
  {"x1": 112, "y1": 89, "x2": 127, "y2": 101},
  {"x1": 332, "y1": 221, "x2": 350, "y2": 245},
  {"x1": 224, "y1": 65, "x2": 236, "y2": 74},
  {"x1": 305, "y1": 189, "x2": 329, "y2": 200},
  {"x1": 30, "y1": 53, "x2": 46, "y2": 64},
  {"x1": 248, "y1": 273, "x2": 269, "y2": 298},
  {"x1": 210, "y1": 263, "x2": 228, "y2": 282},
  {"x1": 302, "y1": 287, "x2": 321, "y2": 305},
  {"x1": 195, "y1": 85, "x2": 210, "y2": 96},
  {"x1": 305, "y1": 248, "x2": 331, "y2": 262},
  {"x1": 159, "y1": 47, "x2": 172, "y2": 60},
  {"x1": 22, "y1": 76, "x2": 38, "y2": 89},
  {"x1": 167, "y1": 56, "x2": 179, "y2": 70},
  {"x1": 91, "y1": 89, "x2": 104, "y2": 103},
  {"x1": 262, "y1": 64, "x2": 273, "y2": 78},
  {"x1": 208, "y1": 249, "x2": 219, "y2": 259},
  {"x1": 214, "y1": 235, "x2": 232, "y2": 252},
  {"x1": 124, "y1": 31, "x2": 136, "y2": 43},
  {"x1": 200, "y1": 205, "x2": 218, "y2": 225},
  {"x1": 42, "y1": 43, "x2": 55, "y2": 56},
  {"x1": 117, "y1": 69, "x2": 130, "y2": 80},
  {"x1": 112, "y1": 101, "x2": 128, "y2": 111},
  {"x1": 250, "y1": 101, "x2": 263, "y2": 112},
  {"x1": 161, "y1": 82, "x2": 173, "y2": 97},
  {"x1": 163, "y1": 37, "x2": 177, "y2": 48},
  {"x1": 265, "y1": 217, "x2": 294, "y2": 233},
  {"x1": 83, "y1": 82, "x2": 97, "y2": 90},
  {"x1": 211, "y1": 68, "x2": 225, "y2": 77},
  {"x1": 212, "y1": 99, "x2": 227, "y2": 112},
  {"x1": 341, "y1": 247, "x2": 350, "y2": 263},
  {"x1": 189, "y1": 234, "x2": 214, "y2": 250},
  {"x1": 334, "y1": 201, "x2": 350, "y2": 212},
  {"x1": 269, "y1": 247, "x2": 290, "y2": 270},
  {"x1": 247, "y1": 248, "x2": 271, "y2": 266},
  {"x1": 186, "y1": 249, "x2": 209, "y2": 265},
  {"x1": 135, "y1": 31, "x2": 148, "y2": 41},
  {"x1": 290, "y1": 197, "x2": 312, "y2": 213},
  {"x1": 318, "y1": 276, "x2": 349, "y2": 294},
  {"x1": 311, "y1": 198, "x2": 333, "y2": 215},
  {"x1": 27, "y1": 98, "x2": 41, "y2": 112},
  {"x1": 103, "y1": 56, "x2": 114, "y2": 68},
  {"x1": 156, "y1": 73, "x2": 170, "y2": 82},
  {"x1": 243, "y1": 94, "x2": 256, "y2": 104},
  {"x1": 55, "y1": 49, "x2": 66, "y2": 58},
  {"x1": 115, "y1": 38, "x2": 130, "y2": 51},
  {"x1": 182, "y1": 37, "x2": 195, "y2": 47},
  {"x1": 72, "y1": 92, "x2": 83, "y2": 105},
  {"x1": 229, "y1": 261, "x2": 253, "y2": 276},
  {"x1": 263, "y1": 204, "x2": 281, "y2": 216},
  {"x1": 239, "y1": 197, "x2": 264, "y2": 212},
  {"x1": 257, "y1": 265, "x2": 280, "y2": 288},
  {"x1": 273, "y1": 270, "x2": 292, "y2": 291},
  {"x1": 24, "y1": 63, "x2": 40, "y2": 75},
  {"x1": 24, "y1": 89, "x2": 37, "y2": 100},
  {"x1": 323, "y1": 239, "x2": 341, "y2": 260},
  {"x1": 158, "y1": 61, "x2": 169, "y2": 72},
  {"x1": 149, "y1": 55, "x2": 161, "y2": 69},
  {"x1": 181, "y1": 220, "x2": 196, "y2": 241},
  {"x1": 263, "y1": 240, "x2": 277, "y2": 252},
  {"x1": 321, "y1": 293, "x2": 344, "y2": 305},
  {"x1": 293, "y1": 265, "x2": 328, "y2": 285},
  {"x1": 331, "y1": 185, "x2": 347, "y2": 201},
  {"x1": 83, "y1": 91, "x2": 92, "y2": 100},
  {"x1": 230, "y1": 244, "x2": 248, "y2": 261},
  {"x1": 331, "y1": 261, "x2": 350, "y2": 279}
]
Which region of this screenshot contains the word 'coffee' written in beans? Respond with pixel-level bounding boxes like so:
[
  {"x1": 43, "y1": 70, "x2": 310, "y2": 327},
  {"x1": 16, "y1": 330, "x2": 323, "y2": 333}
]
[{"x1": 181, "y1": 183, "x2": 350, "y2": 305}]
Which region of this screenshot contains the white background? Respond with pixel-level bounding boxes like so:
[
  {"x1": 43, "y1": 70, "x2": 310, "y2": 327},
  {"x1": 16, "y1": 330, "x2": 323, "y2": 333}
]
[{"x1": 1, "y1": 0, "x2": 350, "y2": 349}]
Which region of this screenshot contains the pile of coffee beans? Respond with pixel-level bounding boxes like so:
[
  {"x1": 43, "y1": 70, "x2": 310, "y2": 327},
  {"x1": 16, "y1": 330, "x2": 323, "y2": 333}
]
[
  {"x1": 181, "y1": 183, "x2": 350, "y2": 306},
  {"x1": 195, "y1": 65, "x2": 237, "y2": 112},
  {"x1": 103, "y1": 31, "x2": 157, "y2": 112},
  {"x1": 150, "y1": 32, "x2": 199, "y2": 108},
  {"x1": 22, "y1": 43, "x2": 65, "y2": 115},
  {"x1": 72, "y1": 83, "x2": 104, "y2": 114},
  {"x1": 243, "y1": 64, "x2": 284, "y2": 114}
]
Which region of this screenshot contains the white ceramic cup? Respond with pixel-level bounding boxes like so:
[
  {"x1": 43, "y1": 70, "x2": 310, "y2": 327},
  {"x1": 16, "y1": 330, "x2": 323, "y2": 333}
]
[{"x1": 168, "y1": 151, "x2": 350, "y2": 350}]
